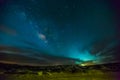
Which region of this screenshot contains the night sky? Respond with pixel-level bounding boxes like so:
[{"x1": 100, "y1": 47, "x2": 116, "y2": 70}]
[{"x1": 0, "y1": 0, "x2": 120, "y2": 66}]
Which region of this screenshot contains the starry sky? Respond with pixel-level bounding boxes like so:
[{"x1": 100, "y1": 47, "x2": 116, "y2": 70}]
[{"x1": 0, "y1": 0, "x2": 120, "y2": 66}]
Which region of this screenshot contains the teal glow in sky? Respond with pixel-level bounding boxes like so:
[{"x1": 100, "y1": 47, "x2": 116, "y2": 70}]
[
  {"x1": 0, "y1": 0, "x2": 119, "y2": 65},
  {"x1": 69, "y1": 49, "x2": 97, "y2": 61}
]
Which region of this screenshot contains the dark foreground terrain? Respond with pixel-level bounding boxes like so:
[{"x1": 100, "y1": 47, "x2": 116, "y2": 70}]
[{"x1": 0, "y1": 63, "x2": 120, "y2": 80}]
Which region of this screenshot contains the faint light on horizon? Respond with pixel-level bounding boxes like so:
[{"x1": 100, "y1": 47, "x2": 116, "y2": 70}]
[{"x1": 81, "y1": 63, "x2": 86, "y2": 66}]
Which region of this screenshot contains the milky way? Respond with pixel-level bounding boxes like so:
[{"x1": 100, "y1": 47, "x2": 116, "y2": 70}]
[{"x1": 0, "y1": 0, "x2": 119, "y2": 65}]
